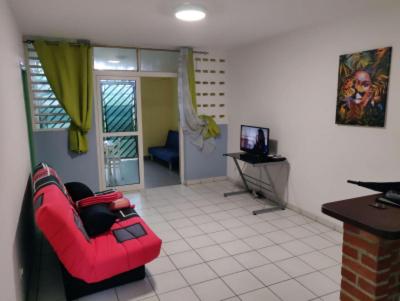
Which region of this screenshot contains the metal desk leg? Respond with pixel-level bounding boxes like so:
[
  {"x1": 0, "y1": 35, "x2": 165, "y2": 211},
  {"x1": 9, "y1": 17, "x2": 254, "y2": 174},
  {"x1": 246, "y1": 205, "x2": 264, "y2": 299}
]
[
  {"x1": 252, "y1": 167, "x2": 285, "y2": 215},
  {"x1": 224, "y1": 157, "x2": 251, "y2": 197}
]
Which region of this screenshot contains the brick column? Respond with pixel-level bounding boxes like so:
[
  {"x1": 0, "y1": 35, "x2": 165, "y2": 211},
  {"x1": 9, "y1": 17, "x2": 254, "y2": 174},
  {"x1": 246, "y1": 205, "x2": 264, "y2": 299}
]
[{"x1": 340, "y1": 224, "x2": 400, "y2": 301}]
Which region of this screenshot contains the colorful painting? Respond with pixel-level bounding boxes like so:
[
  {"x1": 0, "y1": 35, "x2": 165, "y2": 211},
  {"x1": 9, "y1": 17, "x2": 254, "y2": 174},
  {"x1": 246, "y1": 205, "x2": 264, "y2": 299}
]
[{"x1": 335, "y1": 47, "x2": 392, "y2": 127}]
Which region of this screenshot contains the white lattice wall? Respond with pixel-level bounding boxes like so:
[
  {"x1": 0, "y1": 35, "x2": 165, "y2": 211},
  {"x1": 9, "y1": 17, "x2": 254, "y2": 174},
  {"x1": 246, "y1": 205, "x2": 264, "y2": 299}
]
[{"x1": 194, "y1": 51, "x2": 228, "y2": 124}]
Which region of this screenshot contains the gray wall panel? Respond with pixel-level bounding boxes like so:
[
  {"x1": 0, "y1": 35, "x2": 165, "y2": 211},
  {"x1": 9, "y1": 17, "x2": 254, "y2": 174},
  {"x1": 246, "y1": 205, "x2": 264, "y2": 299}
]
[
  {"x1": 184, "y1": 124, "x2": 228, "y2": 181},
  {"x1": 33, "y1": 122, "x2": 100, "y2": 191}
]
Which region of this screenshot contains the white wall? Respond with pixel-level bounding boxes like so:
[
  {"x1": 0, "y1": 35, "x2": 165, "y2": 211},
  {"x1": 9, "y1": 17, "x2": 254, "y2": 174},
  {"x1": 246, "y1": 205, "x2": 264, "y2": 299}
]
[
  {"x1": 0, "y1": 0, "x2": 30, "y2": 300},
  {"x1": 227, "y1": 5, "x2": 400, "y2": 224}
]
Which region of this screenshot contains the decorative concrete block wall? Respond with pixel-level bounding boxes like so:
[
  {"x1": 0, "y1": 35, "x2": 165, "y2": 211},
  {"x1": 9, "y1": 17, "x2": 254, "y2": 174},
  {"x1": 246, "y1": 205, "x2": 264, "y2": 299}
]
[
  {"x1": 183, "y1": 51, "x2": 228, "y2": 182},
  {"x1": 194, "y1": 53, "x2": 228, "y2": 125}
]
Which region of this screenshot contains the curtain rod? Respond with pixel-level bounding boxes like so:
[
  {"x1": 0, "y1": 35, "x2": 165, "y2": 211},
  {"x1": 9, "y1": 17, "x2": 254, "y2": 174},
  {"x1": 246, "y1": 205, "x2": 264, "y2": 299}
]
[
  {"x1": 92, "y1": 44, "x2": 208, "y2": 55},
  {"x1": 23, "y1": 40, "x2": 209, "y2": 55},
  {"x1": 24, "y1": 39, "x2": 90, "y2": 45}
]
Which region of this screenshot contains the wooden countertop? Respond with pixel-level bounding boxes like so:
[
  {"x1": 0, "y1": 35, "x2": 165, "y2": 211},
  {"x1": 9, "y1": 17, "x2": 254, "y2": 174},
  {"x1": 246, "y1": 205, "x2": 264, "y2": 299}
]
[{"x1": 322, "y1": 194, "x2": 400, "y2": 240}]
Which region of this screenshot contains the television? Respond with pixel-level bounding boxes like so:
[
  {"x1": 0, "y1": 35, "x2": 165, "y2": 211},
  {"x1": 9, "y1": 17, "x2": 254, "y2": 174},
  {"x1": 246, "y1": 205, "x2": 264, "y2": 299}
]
[{"x1": 240, "y1": 125, "x2": 269, "y2": 156}]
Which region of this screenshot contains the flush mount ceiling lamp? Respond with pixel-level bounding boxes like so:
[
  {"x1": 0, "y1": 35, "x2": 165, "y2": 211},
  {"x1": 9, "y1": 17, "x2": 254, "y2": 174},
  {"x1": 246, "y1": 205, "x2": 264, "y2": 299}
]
[{"x1": 175, "y1": 4, "x2": 206, "y2": 22}]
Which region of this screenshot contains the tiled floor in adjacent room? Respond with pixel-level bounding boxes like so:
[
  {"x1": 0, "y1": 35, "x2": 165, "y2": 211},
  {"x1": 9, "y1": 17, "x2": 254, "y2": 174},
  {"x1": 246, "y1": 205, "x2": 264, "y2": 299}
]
[
  {"x1": 37, "y1": 180, "x2": 342, "y2": 301},
  {"x1": 144, "y1": 159, "x2": 180, "y2": 189}
]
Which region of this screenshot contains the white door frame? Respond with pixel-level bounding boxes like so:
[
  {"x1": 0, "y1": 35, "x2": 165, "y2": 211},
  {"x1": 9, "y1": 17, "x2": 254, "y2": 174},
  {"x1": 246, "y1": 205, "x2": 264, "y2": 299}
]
[
  {"x1": 94, "y1": 70, "x2": 185, "y2": 190},
  {"x1": 94, "y1": 74, "x2": 144, "y2": 191}
]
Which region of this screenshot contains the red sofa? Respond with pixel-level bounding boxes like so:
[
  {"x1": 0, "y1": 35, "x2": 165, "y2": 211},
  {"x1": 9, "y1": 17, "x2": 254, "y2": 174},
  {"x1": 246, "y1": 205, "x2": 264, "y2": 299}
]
[{"x1": 32, "y1": 163, "x2": 162, "y2": 300}]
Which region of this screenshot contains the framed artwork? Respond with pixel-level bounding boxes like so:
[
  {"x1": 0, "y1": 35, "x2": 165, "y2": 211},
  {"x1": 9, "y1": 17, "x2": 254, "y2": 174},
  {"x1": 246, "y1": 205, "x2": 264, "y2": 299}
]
[{"x1": 335, "y1": 47, "x2": 392, "y2": 127}]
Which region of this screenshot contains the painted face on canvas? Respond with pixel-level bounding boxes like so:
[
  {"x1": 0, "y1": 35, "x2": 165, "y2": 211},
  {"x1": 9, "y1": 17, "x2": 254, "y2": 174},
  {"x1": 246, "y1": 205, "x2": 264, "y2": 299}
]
[
  {"x1": 354, "y1": 71, "x2": 371, "y2": 94},
  {"x1": 353, "y1": 71, "x2": 372, "y2": 104},
  {"x1": 336, "y1": 47, "x2": 391, "y2": 127}
]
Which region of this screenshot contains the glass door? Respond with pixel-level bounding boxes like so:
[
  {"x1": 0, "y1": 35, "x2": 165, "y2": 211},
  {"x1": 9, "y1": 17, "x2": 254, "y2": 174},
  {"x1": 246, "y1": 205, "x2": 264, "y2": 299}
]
[{"x1": 95, "y1": 76, "x2": 144, "y2": 191}]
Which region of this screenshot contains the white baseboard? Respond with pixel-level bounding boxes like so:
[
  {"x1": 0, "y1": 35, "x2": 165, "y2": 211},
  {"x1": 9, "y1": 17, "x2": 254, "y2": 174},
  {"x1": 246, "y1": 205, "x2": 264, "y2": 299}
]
[
  {"x1": 227, "y1": 176, "x2": 245, "y2": 188},
  {"x1": 184, "y1": 176, "x2": 228, "y2": 186},
  {"x1": 226, "y1": 177, "x2": 343, "y2": 233},
  {"x1": 286, "y1": 203, "x2": 343, "y2": 233}
]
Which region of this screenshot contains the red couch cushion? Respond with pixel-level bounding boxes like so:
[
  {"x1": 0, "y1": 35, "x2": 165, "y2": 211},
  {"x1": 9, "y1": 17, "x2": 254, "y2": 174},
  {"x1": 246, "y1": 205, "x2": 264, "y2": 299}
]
[{"x1": 33, "y1": 164, "x2": 162, "y2": 283}]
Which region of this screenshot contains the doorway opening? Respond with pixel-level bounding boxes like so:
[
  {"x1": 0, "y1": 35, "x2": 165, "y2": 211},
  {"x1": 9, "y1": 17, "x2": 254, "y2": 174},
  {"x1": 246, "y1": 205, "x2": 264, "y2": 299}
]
[{"x1": 141, "y1": 77, "x2": 181, "y2": 188}]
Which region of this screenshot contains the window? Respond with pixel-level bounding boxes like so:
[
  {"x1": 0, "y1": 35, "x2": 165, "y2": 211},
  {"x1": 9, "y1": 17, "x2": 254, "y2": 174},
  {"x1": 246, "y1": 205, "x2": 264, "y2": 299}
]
[
  {"x1": 93, "y1": 47, "x2": 138, "y2": 71},
  {"x1": 140, "y1": 49, "x2": 178, "y2": 72},
  {"x1": 27, "y1": 44, "x2": 179, "y2": 130},
  {"x1": 93, "y1": 47, "x2": 178, "y2": 72},
  {"x1": 26, "y1": 43, "x2": 70, "y2": 130}
]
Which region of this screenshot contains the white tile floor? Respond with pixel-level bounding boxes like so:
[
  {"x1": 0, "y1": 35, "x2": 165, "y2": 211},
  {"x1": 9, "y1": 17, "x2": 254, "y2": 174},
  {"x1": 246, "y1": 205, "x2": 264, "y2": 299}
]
[
  {"x1": 37, "y1": 180, "x2": 342, "y2": 301},
  {"x1": 144, "y1": 159, "x2": 180, "y2": 189}
]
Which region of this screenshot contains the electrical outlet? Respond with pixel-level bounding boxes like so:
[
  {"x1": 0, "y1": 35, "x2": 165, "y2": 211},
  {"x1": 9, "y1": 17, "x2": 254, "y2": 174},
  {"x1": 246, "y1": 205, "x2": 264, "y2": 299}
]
[{"x1": 19, "y1": 268, "x2": 24, "y2": 280}]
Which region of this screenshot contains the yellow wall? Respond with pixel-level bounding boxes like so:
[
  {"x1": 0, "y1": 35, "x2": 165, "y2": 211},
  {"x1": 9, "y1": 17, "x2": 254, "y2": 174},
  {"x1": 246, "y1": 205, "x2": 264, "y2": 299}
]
[{"x1": 141, "y1": 77, "x2": 178, "y2": 156}]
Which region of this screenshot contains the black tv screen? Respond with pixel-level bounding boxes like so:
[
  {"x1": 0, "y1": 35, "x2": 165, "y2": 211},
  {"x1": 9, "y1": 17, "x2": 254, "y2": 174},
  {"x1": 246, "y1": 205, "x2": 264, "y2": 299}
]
[{"x1": 240, "y1": 125, "x2": 269, "y2": 155}]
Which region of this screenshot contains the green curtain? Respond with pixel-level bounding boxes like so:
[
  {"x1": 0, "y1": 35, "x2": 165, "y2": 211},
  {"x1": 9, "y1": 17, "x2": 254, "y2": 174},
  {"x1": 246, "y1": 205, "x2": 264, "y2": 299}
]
[
  {"x1": 186, "y1": 48, "x2": 220, "y2": 139},
  {"x1": 34, "y1": 40, "x2": 93, "y2": 153},
  {"x1": 199, "y1": 115, "x2": 220, "y2": 139}
]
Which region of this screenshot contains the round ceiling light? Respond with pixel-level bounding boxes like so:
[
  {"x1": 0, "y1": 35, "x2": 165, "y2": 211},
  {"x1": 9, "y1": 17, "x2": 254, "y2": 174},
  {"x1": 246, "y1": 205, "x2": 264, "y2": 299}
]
[{"x1": 175, "y1": 4, "x2": 206, "y2": 22}]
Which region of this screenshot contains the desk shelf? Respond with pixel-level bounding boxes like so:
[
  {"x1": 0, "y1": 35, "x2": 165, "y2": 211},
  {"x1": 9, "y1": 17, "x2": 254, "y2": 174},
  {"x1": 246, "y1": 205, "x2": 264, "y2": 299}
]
[{"x1": 223, "y1": 152, "x2": 288, "y2": 215}]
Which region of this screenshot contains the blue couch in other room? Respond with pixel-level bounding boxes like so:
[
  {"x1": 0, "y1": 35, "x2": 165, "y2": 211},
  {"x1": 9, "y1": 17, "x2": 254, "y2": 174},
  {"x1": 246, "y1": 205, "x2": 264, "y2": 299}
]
[{"x1": 148, "y1": 130, "x2": 179, "y2": 170}]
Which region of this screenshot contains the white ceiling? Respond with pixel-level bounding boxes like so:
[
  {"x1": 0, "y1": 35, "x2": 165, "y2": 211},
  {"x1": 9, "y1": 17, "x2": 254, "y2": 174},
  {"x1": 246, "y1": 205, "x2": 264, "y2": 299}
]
[{"x1": 9, "y1": 0, "x2": 397, "y2": 50}]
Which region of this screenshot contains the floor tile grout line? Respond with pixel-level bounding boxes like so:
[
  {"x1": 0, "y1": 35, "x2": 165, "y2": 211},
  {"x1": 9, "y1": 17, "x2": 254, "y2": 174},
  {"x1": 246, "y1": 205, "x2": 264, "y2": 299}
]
[
  {"x1": 150, "y1": 238, "x2": 340, "y2": 298},
  {"x1": 37, "y1": 181, "x2": 342, "y2": 301},
  {"x1": 159, "y1": 248, "x2": 203, "y2": 300},
  {"x1": 158, "y1": 224, "x2": 340, "y2": 270},
  {"x1": 155, "y1": 220, "x2": 341, "y2": 259},
  {"x1": 155, "y1": 222, "x2": 259, "y2": 299},
  {"x1": 148, "y1": 248, "x2": 340, "y2": 283},
  {"x1": 291, "y1": 277, "x2": 324, "y2": 300},
  {"x1": 316, "y1": 289, "x2": 341, "y2": 299},
  {"x1": 113, "y1": 287, "x2": 120, "y2": 301},
  {"x1": 161, "y1": 234, "x2": 339, "y2": 268}
]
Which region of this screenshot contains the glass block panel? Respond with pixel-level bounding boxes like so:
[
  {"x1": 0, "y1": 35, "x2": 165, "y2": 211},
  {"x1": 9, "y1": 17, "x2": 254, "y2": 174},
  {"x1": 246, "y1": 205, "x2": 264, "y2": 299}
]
[
  {"x1": 140, "y1": 49, "x2": 178, "y2": 72},
  {"x1": 103, "y1": 136, "x2": 139, "y2": 186},
  {"x1": 94, "y1": 47, "x2": 137, "y2": 70},
  {"x1": 100, "y1": 79, "x2": 137, "y2": 132}
]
